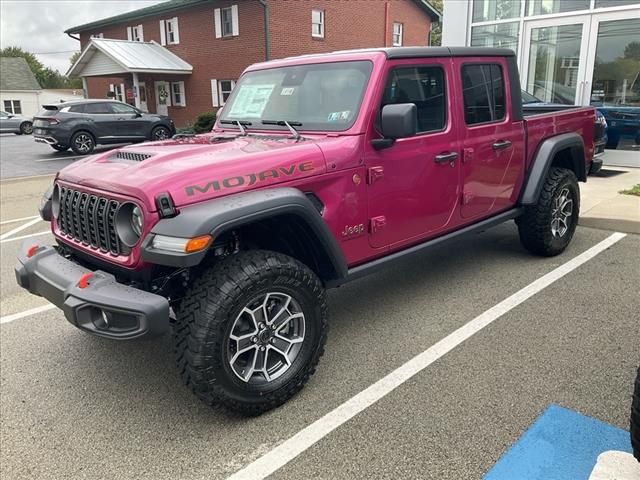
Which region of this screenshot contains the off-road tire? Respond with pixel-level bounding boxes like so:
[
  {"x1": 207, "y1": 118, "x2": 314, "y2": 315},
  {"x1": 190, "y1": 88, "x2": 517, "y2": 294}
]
[
  {"x1": 70, "y1": 131, "x2": 96, "y2": 155},
  {"x1": 20, "y1": 121, "x2": 33, "y2": 135},
  {"x1": 518, "y1": 167, "x2": 579, "y2": 256},
  {"x1": 51, "y1": 144, "x2": 69, "y2": 152},
  {"x1": 631, "y1": 366, "x2": 640, "y2": 461},
  {"x1": 173, "y1": 250, "x2": 328, "y2": 415}
]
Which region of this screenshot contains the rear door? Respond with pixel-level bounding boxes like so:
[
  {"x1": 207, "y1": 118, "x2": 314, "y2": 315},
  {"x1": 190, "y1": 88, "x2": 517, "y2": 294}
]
[
  {"x1": 453, "y1": 58, "x2": 525, "y2": 219},
  {"x1": 365, "y1": 58, "x2": 461, "y2": 249},
  {"x1": 83, "y1": 102, "x2": 119, "y2": 140}
]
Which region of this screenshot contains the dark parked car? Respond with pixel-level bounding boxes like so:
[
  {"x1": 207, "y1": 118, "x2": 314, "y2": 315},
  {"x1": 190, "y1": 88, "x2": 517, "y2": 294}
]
[
  {"x1": 595, "y1": 106, "x2": 640, "y2": 149},
  {"x1": 33, "y1": 100, "x2": 175, "y2": 155}
]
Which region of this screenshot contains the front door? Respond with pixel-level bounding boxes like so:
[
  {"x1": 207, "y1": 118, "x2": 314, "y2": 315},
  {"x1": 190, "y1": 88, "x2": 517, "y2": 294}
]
[
  {"x1": 154, "y1": 81, "x2": 170, "y2": 116},
  {"x1": 365, "y1": 60, "x2": 460, "y2": 249},
  {"x1": 138, "y1": 82, "x2": 148, "y2": 112},
  {"x1": 455, "y1": 59, "x2": 525, "y2": 219},
  {"x1": 522, "y1": 16, "x2": 591, "y2": 105}
]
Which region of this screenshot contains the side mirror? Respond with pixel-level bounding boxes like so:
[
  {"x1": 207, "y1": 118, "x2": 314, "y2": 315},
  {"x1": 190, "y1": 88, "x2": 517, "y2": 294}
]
[
  {"x1": 372, "y1": 103, "x2": 417, "y2": 150},
  {"x1": 135, "y1": 111, "x2": 143, "y2": 118}
]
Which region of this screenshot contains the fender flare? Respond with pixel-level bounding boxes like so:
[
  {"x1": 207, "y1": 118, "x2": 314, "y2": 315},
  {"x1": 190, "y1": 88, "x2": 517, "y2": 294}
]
[
  {"x1": 519, "y1": 132, "x2": 586, "y2": 205},
  {"x1": 141, "y1": 188, "x2": 348, "y2": 281}
]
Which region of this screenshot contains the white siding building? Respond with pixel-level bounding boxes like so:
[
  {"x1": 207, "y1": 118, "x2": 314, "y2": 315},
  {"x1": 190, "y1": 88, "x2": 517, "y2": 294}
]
[{"x1": 0, "y1": 57, "x2": 42, "y2": 117}]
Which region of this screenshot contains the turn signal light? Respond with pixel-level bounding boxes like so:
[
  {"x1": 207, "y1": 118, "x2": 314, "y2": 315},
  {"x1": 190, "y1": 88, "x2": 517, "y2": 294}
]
[{"x1": 185, "y1": 235, "x2": 212, "y2": 253}]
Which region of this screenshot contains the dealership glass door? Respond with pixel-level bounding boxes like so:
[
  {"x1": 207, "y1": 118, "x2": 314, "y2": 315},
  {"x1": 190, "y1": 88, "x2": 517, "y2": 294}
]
[
  {"x1": 523, "y1": 17, "x2": 591, "y2": 104},
  {"x1": 583, "y1": 12, "x2": 640, "y2": 107}
]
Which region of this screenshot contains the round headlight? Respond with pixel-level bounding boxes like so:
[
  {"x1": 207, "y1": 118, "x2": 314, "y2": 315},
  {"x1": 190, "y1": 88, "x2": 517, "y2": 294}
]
[
  {"x1": 51, "y1": 184, "x2": 60, "y2": 218},
  {"x1": 115, "y1": 202, "x2": 143, "y2": 247},
  {"x1": 131, "y1": 206, "x2": 143, "y2": 236}
]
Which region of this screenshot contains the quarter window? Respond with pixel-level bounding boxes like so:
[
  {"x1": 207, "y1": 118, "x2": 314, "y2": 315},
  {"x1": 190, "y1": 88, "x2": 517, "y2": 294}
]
[
  {"x1": 3, "y1": 100, "x2": 22, "y2": 115},
  {"x1": 461, "y1": 64, "x2": 506, "y2": 125},
  {"x1": 312, "y1": 9, "x2": 325, "y2": 38},
  {"x1": 392, "y1": 22, "x2": 403, "y2": 46},
  {"x1": 381, "y1": 66, "x2": 446, "y2": 133}
]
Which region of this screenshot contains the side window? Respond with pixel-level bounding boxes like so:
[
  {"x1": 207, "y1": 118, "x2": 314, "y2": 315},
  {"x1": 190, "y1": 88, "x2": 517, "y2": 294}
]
[
  {"x1": 381, "y1": 66, "x2": 446, "y2": 134},
  {"x1": 111, "y1": 103, "x2": 137, "y2": 114},
  {"x1": 461, "y1": 64, "x2": 506, "y2": 125},
  {"x1": 84, "y1": 102, "x2": 112, "y2": 114},
  {"x1": 69, "y1": 104, "x2": 85, "y2": 113}
]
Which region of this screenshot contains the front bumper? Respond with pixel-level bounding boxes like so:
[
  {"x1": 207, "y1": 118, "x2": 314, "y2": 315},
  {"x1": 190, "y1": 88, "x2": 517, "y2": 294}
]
[{"x1": 15, "y1": 243, "x2": 169, "y2": 340}]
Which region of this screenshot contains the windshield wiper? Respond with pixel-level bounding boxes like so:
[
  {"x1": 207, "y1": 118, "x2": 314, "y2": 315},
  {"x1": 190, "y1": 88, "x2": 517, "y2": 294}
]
[
  {"x1": 262, "y1": 120, "x2": 302, "y2": 141},
  {"x1": 220, "y1": 119, "x2": 252, "y2": 136}
]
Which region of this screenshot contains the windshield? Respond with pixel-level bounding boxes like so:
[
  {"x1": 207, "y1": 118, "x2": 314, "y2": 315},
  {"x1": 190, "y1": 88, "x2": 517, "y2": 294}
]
[{"x1": 219, "y1": 60, "x2": 373, "y2": 132}]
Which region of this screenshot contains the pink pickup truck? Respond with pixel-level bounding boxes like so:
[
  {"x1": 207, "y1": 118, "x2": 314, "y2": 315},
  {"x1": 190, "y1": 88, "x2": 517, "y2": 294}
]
[{"x1": 18, "y1": 47, "x2": 599, "y2": 415}]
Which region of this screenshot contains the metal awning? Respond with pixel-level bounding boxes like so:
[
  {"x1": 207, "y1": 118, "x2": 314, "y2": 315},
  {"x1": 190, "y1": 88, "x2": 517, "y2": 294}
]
[{"x1": 67, "y1": 38, "x2": 193, "y2": 77}]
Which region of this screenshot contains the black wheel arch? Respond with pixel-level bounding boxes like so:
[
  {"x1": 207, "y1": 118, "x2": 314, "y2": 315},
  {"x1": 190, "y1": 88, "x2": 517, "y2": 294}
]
[
  {"x1": 141, "y1": 188, "x2": 348, "y2": 284},
  {"x1": 520, "y1": 132, "x2": 586, "y2": 206}
]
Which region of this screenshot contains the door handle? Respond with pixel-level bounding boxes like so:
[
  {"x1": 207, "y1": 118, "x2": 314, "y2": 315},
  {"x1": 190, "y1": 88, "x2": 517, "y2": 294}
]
[
  {"x1": 492, "y1": 140, "x2": 512, "y2": 151},
  {"x1": 434, "y1": 152, "x2": 458, "y2": 165}
]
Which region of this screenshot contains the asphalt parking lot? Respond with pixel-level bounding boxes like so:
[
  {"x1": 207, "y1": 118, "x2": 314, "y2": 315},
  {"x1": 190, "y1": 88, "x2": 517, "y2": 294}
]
[{"x1": 1, "y1": 168, "x2": 639, "y2": 479}]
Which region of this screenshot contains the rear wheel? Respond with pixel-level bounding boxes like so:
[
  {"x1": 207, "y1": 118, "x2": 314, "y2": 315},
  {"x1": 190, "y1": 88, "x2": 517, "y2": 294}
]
[
  {"x1": 151, "y1": 125, "x2": 170, "y2": 141},
  {"x1": 51, "y1": 144, "x2": 69, "y2": 152},
  {"x1": 20, "y1": 121, "x2": 33, "y2": 135},
  {"x1": 70, "y1": 131, "x2": 95, "y2": 155},
  {"x1": 517, "y1": 167, "x2": 579, "y2": 256},
  {"x1": 174, "y1": 250, "x2": 328, "y2": 415},
  {"x1": 632, "y1": 367, "x2": 640, "y2": 461}
]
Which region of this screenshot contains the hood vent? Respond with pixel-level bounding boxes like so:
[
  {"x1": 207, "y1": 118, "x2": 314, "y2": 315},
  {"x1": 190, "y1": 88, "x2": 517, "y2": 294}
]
[{"x1": 111, "y1": 151, "x2": 153, "y2": 162}]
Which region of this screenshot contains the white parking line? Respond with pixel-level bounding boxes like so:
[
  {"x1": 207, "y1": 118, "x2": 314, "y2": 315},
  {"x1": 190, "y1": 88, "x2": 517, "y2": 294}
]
[
  {"x1": 34, "y1": 156, "x2": 83, "y2": 163},
  {"x1": 0, "y1": 230, "x2": 52, "y2": 244},
  {"x1": 0, "y1": 304, "x2": 56, "y2": 324},
  {"x1": 0, "y1": 217, "x2": 43, "y2": 241},
  {"x1": 227, "y1": 232, "x2": 627, "y2": 480},
  {"x1": 0, "y1": 215, "x2": 39, "y2": 226}
]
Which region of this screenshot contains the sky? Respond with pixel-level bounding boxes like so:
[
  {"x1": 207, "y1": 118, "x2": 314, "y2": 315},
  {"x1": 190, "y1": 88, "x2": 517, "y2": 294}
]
[{"x1": 0, "y1": 0, "x2": 164, "y2": 74}]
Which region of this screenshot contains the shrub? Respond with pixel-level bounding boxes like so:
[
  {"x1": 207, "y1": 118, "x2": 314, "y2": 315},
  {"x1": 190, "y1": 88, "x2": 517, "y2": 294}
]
[{"x1": 193, "y1": 111, "x2": 216, "y2": 134}]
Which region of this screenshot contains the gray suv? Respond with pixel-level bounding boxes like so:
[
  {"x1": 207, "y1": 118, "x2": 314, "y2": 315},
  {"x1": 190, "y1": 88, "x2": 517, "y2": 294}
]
[{"x1": 33, "y1": 100, "x2": 175, "y2": 154}]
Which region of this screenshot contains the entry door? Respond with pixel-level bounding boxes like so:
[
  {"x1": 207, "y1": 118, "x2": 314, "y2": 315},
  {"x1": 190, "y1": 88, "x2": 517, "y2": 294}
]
[
  {"x1": 154, "y1": 81, "x2": 171, "y2": 116},
  {"x1": 522, "y1": 16, "x2": 591, "y2": 105},
  {"x1": 365, "y1": 60, "x2": 460, "y2": 249},
  {"x1": 582, "y1": 11, "x2": 640, "y2": 107},
  {"x1": 138, "y1": 82, "x2": 148, "y2": 112}
]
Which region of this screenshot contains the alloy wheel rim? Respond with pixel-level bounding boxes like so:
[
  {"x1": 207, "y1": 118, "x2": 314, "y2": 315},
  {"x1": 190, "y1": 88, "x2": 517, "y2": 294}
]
[
  {"x1": 154, "y1": 128, "x2": 168, "y2": 140},
  {"x1": 551, "y1": 187, "x2": 573, "y2": 238},
  {"x1": 23, "y1": 123, "x2": 33, "y2": 134},
  {"x1": 75, "y1": 134, "x2": 92, "y2": 153},
  {"x1": 227, "y1": 292, "x2": 305, "y2": 384}
]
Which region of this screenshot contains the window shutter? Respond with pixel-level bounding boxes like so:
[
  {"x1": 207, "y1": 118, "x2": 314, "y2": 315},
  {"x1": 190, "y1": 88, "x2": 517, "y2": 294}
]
[
  {"x1": 138, "y1": 24, "x2": 144, "y2": 41},
  {"x1": 127, "y1": 26, "x2": 132, "y2": 41},
  {"x1": 211, "y1": 79, "x2": 219, "y2": 107},
  {"x1": 160, "y1": 20, "x2": 166, "y2": 45},
  {"x1": 214, "y1": 9, "x2": 222, "y2": 38},
  {"x1": 231, "y1": 4, "x2": 239, "y2": 36},
  {"x1": 172, "y1": 17, "x2": 180, "y2": 44},
  {"x1": 178, "y1": 81, "x2": 186, "y2": 106}
]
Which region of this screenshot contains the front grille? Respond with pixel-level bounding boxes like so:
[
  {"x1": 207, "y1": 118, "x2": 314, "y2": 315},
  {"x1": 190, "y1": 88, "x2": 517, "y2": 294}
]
[
  {"x1": 112, "y1": 151, "x2": 152, "y2": 162},
  {"x1": 57, "y1": 186, "x2": 127, "y2": 256}
]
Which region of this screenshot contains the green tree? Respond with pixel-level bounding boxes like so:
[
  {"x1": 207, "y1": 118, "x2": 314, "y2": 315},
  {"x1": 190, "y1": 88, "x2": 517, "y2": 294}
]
[
  {"x1": 67, "y1": 51, "x2": 83, "y2": 89},
  {"x1": 624, "y1": 41, "x2": 640, "y2": 61},
  {"x1": 429, "y1": 0, "x2": 443, "y2": 46}
]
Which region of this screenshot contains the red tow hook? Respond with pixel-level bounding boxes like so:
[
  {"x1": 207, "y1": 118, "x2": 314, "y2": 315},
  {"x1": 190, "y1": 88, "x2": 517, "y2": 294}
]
[
  {"x1": 26, "y1": 244, "x2": 39, "y2": 258},
  {"x1": 78, "y1": 272, "x2": 94, "y2": 289}
]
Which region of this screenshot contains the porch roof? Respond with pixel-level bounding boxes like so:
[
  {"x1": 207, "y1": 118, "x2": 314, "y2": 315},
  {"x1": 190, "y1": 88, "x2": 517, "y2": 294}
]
[{"x1": 67, "y1": 38, "x2": 193, "y2": 77}]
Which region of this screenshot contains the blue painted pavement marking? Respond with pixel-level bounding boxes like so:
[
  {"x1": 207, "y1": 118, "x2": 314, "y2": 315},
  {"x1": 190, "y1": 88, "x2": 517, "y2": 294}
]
[{"x1": 484, "y1": 404, "x2": 634, "y2": 480}]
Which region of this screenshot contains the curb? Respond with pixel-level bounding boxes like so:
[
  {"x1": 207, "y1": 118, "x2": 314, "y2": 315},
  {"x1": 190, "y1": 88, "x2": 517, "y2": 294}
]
[{"x1": 579, "y1": 217, "x2": 640, "y2": 235}]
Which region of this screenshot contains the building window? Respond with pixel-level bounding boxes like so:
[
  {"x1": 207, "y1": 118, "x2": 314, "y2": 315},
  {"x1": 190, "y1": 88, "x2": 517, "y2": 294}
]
[
  {"x1": 461, "y1": 64, "x2": 505, "y2": 125},
  {"x1": 392, "y1": 22, "x2": 403, "y2": 46},
  {"x1": 381, "y1": 66, "x2": 447, "y2": 133},
  {"x1": 312, "y1": 9, "x2": 325, "y2": 38},
  {"x1": 109, "y1": 83, "x2": 125, "y2": 102},
  {"x1": 215, "y1": 5, "x2": 239, "y2": 38},
  {"x1": 471, "y1": 22, "x2": 519, "y2": 53},
  {"x1": 171, "y1": 81, "x2": 186, "y2": 106},
  {"x1": 3, "y1": 100, "x2": 22, "y2": 115},
  {"x1": 127, "y1": 24, "x2": 144, "y2": 42},
  {"x1": 161, "y1": 17, "x2": 180, "y2": 45},
  {"x1": 211, "y1": 79, "x2": 236, "y2": 107},
  {"x1": 473, "y1": 0, "x2": 521, "y2": 22},
  {"x1": 91, "y1": 33, "x2": 104, "y2": 39},
  {"x1": 525, "y1": 0, "x2": 590, "y2": 17}
]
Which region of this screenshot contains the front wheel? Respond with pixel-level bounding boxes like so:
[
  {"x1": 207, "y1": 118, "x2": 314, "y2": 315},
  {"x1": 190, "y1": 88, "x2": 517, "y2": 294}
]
[
  {"x1": 174, "y1": 250, "x2": 328, "y2": 415},
  {"x1": 632, "y1": 367, "x2": 640, "y2": 461},
  {"x1": 70, "y1": 131, "x2": 95, "y2": 155},
  {"x1": 20, "y1": 121, "x2": 33, "y2": 135},
  {"x1": 517, "y1": 167, "x2": 579, "y2": 256}
]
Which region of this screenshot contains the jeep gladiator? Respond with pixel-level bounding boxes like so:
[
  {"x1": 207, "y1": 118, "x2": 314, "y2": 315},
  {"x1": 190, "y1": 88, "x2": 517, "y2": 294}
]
[{"x1": 17, "y1": 47, "x2": 597, "y2": 415}]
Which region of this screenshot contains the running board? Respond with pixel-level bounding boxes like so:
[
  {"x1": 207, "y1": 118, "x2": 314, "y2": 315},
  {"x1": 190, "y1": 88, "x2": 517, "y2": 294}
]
[{"x1": 331, "y1": 208, "x2": 524, "y2": 287}]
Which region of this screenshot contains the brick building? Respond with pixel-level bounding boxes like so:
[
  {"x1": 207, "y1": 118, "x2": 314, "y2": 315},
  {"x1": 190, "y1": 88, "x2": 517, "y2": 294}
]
[{"x1": 66, "y1": 0, "x2": 440, "y2": 127}]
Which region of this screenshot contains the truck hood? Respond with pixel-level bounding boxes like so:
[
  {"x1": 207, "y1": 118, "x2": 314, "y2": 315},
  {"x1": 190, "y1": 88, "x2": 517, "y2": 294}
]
[{"x1": 58, "y1": 134, "x2": 328, "y2": 211}]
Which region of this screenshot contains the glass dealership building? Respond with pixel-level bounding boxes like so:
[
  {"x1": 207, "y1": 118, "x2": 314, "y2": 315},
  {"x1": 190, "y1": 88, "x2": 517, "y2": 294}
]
[{"x1": 442, "y1": 0, "x2": 640, "y2": 109}]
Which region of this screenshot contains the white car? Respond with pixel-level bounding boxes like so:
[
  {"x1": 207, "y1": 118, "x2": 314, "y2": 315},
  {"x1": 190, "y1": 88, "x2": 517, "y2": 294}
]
[{"x1": 0, "y1": 110, "x2": 33, "y2": 134}]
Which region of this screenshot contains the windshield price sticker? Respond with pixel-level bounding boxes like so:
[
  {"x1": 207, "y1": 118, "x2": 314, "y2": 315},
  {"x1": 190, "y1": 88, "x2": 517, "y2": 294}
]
[
  {"x1": 280, "y1": 87, "x2": 295, "y2": 96},
  {"x1": 327, "y1": 111, "x2": 352, "y2": 122},
  {"x1": 227, "y1": 84, "x2": 275, "y2": 118}
]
